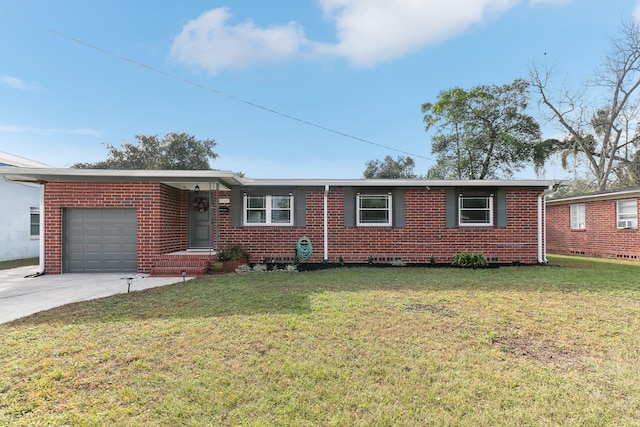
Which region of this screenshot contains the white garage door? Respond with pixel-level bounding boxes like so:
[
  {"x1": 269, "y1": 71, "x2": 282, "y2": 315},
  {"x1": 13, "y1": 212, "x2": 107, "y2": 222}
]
[{"x1": 63, "y1": 208, "x2": 137, "y2": 273}]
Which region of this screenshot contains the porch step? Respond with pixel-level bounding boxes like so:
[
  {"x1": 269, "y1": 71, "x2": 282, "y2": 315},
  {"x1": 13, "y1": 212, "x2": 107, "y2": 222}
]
[{"x1": 149, "y1": 255, "x2": 212, "y2": 277}]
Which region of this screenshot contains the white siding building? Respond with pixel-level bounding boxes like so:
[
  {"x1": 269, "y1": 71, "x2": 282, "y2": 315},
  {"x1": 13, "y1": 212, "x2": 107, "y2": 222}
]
[{"x1": 0, "y1": 152, "x2": 49, "y2": 262}]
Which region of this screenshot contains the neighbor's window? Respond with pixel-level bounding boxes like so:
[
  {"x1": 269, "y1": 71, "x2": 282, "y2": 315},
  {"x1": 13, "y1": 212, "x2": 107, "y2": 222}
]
[
  {"x1": 570, "y1": 203, "x2": 585, "y2": 229},
  {"x1": 244, "y1": 194, "x2": 293, "y2": 226},
  {"x1": 617, "y1": 199, "x2": 638, "y2": 229},
  {"x1": 30, "y1": 207, "x2": 40, "y2": 239},
  {"x1": 459, "y1": 194, "x2": 494, "y2": 226},
  {"x1": 357, "y1": 194, "x2": 392, "y2": 226}
]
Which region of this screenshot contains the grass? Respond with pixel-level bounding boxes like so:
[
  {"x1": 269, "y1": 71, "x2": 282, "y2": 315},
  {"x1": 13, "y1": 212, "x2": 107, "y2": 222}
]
[
  {"x1": 1, "y1": 255, "x2": 639, "y2": 426},
  {"x1": 0, "y1": 257, "x2": 38, "y2": 270}
]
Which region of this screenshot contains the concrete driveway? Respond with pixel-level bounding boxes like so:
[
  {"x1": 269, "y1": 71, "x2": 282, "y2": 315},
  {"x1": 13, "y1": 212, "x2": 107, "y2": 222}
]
[{"x1": 0, "y1": 266, "x2": 190, "y2": 324}]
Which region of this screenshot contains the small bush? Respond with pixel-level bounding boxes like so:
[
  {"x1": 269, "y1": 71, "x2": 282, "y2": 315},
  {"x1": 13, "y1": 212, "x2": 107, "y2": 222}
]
[
  {"x1": 217, "y1": 244, "x2": 248, "y2": 261},
  {"x1": 452, "y1": 252, "x2": 488, "y2": 268}
]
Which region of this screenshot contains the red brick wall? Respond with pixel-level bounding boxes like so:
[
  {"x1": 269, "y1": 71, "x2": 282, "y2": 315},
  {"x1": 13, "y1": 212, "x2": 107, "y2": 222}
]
[
  {"x1": 547, "y1": 198, "x2": 640, "y2": 260},
  {"x1": 219, "y1": 188, "x2": 543, "y2": 264},
  {"x1": 44, "y1": 183, "x2": 545, "y2": 273},
  {"x1": 44, "y1": 182, "x2": 185, "y2": 274}
]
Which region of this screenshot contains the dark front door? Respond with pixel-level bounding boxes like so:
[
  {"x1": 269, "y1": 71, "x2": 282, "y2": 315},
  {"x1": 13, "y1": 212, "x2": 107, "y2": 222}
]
[{"x1": 189, "y1": 192, "x2": 212, "y2": 248}]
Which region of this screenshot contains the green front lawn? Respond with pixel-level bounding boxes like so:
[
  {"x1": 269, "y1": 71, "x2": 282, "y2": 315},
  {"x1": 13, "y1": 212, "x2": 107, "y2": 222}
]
[
  {"x1": 1, "y1": 255, "x2": 639, "y2": 426},
  {"x1": 0, "y1": 257, "x2": 38, "y2": 271}
]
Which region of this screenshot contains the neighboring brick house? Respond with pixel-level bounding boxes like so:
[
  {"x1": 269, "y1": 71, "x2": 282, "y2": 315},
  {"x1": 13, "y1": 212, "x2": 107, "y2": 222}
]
[
  {"x1": 0, "y1": 167, "x2": 560, "y2": 274},
  {"x1": 546, "y1": 188, "x2": 640, "y2": 261}
]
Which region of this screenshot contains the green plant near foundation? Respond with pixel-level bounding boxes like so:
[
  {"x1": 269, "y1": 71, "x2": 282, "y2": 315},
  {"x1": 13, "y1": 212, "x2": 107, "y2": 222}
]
[
  {"x1": 216, "y1": 244, "x2": 248, "y2": 261},
  {"x1": 452, "y1": 252, "x2": 488, "y2": 268}
]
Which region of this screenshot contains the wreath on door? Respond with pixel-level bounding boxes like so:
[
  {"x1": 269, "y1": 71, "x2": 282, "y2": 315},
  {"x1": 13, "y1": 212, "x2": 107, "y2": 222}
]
[{"x1": 193, "y1": 197, "x2": 209, "y2": 212}]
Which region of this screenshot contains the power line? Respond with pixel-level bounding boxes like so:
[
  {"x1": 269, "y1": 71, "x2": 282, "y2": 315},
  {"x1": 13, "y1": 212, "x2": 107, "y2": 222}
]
[{"x1": 1, "y1": 10, "x2": 434, "y2": 161}]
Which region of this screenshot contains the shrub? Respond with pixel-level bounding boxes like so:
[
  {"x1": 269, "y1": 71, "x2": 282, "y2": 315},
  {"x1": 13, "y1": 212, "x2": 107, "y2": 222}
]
[
  {"x1": 452, "y1": 252, "x2": 488, "y2": 268},
  {"x1": 217, "y1": 244, "x2": 248, "y2": 261}
]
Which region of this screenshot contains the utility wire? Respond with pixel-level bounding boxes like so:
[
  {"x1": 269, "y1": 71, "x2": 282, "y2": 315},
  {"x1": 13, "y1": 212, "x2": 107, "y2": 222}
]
[{"x1": 1, "y1": 10, "x2": 434, "y2": 161}]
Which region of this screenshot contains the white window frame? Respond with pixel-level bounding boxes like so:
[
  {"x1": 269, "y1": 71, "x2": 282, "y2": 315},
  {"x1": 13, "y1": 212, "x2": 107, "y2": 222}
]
[
  {"x1": 458, "y1": 194, "x2": 494, "y2": 227},
  {"x1": 570, "y1": 203, "x2": 585, "y2": 229},
  {"x1": 30, "y1": 207, "x2": 40, "y2": 239},
  {"x1": 243, "y1": 194, "x2": 294, "y2": 226},
  {"x1": 616, "y1": 199, "x2": 638, "y2": 229},
  {"x1": 357, "y1": 193, "x2": 392, "y2": 227}
]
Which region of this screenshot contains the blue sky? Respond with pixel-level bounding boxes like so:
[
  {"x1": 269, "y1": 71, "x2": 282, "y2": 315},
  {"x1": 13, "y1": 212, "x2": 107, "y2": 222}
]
[{"x1": 1, "y1": 0, "x2": 639, "y2": 179}]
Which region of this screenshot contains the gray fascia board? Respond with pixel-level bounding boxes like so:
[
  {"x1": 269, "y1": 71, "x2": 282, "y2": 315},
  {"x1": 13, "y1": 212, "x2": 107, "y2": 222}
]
[
  {"x1": 0, "y1": 167, "x2": 245, "y2": 188},
  {"x1": 0, "y1": 167, "x2": 563, "y2": 190},
  {"x1": 240, "y1": 178, "x2": 562, "y2": 189},
  {"x1": 546, "y1": 187, "x2": 640, "y2": 205}
]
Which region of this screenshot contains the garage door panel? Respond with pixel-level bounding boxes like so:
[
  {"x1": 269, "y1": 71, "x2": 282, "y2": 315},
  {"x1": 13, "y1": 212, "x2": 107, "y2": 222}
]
[
  {"x1": 103, "y1": 209, "x2": 132, "y2": 221},
  {"x1": 84, "y1": 228, "x2": 103, "y2": 238},
  {"x1": 123, "y1": 227, "x2": 137, "y2": 237},
  {"x1": 67, "y1": 228, "x2": 84, "y2": 238},
  {"x1": 83, "y1": 210, "x2": 103, "y2": 221},
  {"x1": 63, "y1": 208, "x2": 137, "y2": 273},
  {"x1": 103, "y1": 227, "x2": 124, "y2": 237},
  {"x1": 104, "y1": 243, "x2": 126, "y2": 253},
  {"x1": 84, "y1": 243, "x2": 104, "y2": 253},
  {"x1": 123, "y1": 243, "x2": 137, "y2": 252}
]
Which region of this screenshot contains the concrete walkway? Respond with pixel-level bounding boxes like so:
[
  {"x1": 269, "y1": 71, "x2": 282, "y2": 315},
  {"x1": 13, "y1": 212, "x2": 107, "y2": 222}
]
[{"x1": 0, "y1": 266, "x2": 189, "y2": 324}]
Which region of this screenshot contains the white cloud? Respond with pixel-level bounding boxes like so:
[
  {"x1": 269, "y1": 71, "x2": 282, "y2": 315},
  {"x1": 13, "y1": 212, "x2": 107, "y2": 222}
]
[
  {"x1": 528, "y1": 0, "x2": 572, "y2": 5},
  {"x1": 315, "y1": 0, "x2": 518, "y2": 67},
  {"x1": 0, "y1": 125, "x2": 104, "y2": 137},
  {"x1": 169, "y1": 8, "x2": 309, "y2": 73},
  {"x1": 171, "y1": 0, "x2": 574, "y2": 71},
  {"x1": 0, "y1": 75, "x2": 43, "y2": 91}
]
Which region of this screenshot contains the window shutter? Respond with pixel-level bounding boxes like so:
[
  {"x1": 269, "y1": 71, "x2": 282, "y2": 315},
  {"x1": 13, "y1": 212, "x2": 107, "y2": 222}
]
[
  {"x1": 344, "y1": 189, "x2": 356, "y2": 227},
  {"x1": 392, "y1": 189, "x2": 405, "y2": 227},
  {"x1": 496, "y1": 189, "x2": 507, "y2": 227},
  {"x1": 445, "y1": 188, "x2": 457, "y2": 228},
  {"x1": 294, "y1": 189, "x2": 306, "y2": 227},
  {"x1": 230, "y1": 187, "x2": 243, "y2": 227}
]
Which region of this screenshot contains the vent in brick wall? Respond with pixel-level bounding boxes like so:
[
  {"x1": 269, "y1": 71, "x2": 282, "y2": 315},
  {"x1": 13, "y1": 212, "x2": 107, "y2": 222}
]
[
  {"x1": 616, "y1": 254, "x2": 638, "y2": 260},
  {"x1": 370, "y1": 256, "x2": 403, "y2": 263},
  {"x1": 487, "y1": 256, "x2": 499, "y2": 262},
  {"x1": 265, "y1": 256, "x2": 296, "y2": 264},
  {"x1": 570, "y1": 250, "x2": 586, "y2": 255}
]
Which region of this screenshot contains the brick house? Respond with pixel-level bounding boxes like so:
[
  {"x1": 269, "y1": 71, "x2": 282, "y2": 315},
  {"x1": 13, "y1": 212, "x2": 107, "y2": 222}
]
[
  {"x1": 546, "y1": 187, "x2": 640, "y2": 260},
  {"x1": 0, "y1": 167, "x2": 560, "y2": 275}
]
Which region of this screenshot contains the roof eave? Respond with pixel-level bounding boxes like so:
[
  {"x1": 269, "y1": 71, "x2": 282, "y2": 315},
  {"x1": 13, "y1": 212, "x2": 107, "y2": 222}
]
[
  {"x1": 0, "y1": 167, "x2": 566, "y2": 189},
  {"x1": 547, "y1": 187, "x2": 640, "y2": 204},
  {"x1": 241, "y1": 178, "x2": 564, "y2": 188}
]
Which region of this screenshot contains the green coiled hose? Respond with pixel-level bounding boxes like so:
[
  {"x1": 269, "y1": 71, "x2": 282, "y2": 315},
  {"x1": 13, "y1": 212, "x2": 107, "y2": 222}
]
[{"x1": 296, "y1": 236, "x2": 313, "y2": 261}]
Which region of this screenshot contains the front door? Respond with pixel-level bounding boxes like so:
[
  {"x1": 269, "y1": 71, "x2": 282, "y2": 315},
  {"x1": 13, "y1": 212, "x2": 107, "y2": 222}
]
[{"x1": 189, "y1": 192, "x2": 212, "y2": 248}]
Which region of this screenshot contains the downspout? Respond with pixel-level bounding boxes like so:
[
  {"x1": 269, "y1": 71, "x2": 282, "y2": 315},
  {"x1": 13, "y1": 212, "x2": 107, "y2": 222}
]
[
  {"x1": 324, "y1": 185, "x2": 329, "y2": 262},
  {"x1": 208, "y1": 181, "x2": 213, "y2": 260},
  {"x1": 537, "y1": 184, "x2": 556, "y2": 264},
  {"x1": 38, "y1": 183, "x2": 45, "y2": 274},
  {"x1": 214, "y1": 182, "x2": 220, "y2": 252}
]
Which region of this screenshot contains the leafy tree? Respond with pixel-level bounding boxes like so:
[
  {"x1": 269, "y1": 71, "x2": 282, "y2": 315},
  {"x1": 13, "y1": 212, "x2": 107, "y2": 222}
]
[
  {"x1": 421, "y1": 79, "x2": 544, "y2": 180},
  {"x1": 72, "y1": 132, "x2": 218, "y2": 170},
  {"x1": 363, "y1": 155, "x2": 418, "y2": 179},
  {"x1": 530, "y1": 20, "x2": 640, "y2": 191}
]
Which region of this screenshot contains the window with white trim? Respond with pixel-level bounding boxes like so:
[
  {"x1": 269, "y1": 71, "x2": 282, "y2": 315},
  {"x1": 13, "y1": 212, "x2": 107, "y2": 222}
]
[
  {"x1": 459, "y1": 194, "x2": 493, "y2": 226},
  {"x1": 357, "y1": 194, "x2": 392, "y2": 226},
  {"x1": 617, "y1": 199, "x2": 638, "y2": 229},
  {"x1": 244, "y1": 194, "x2": 293, "y2": 226},
  {"x1": 30, "y1": 207, "x2": 40, "y2": 239},
  {"x1": 570, "y1": 203, "x2": 585, "y2": 229}
]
